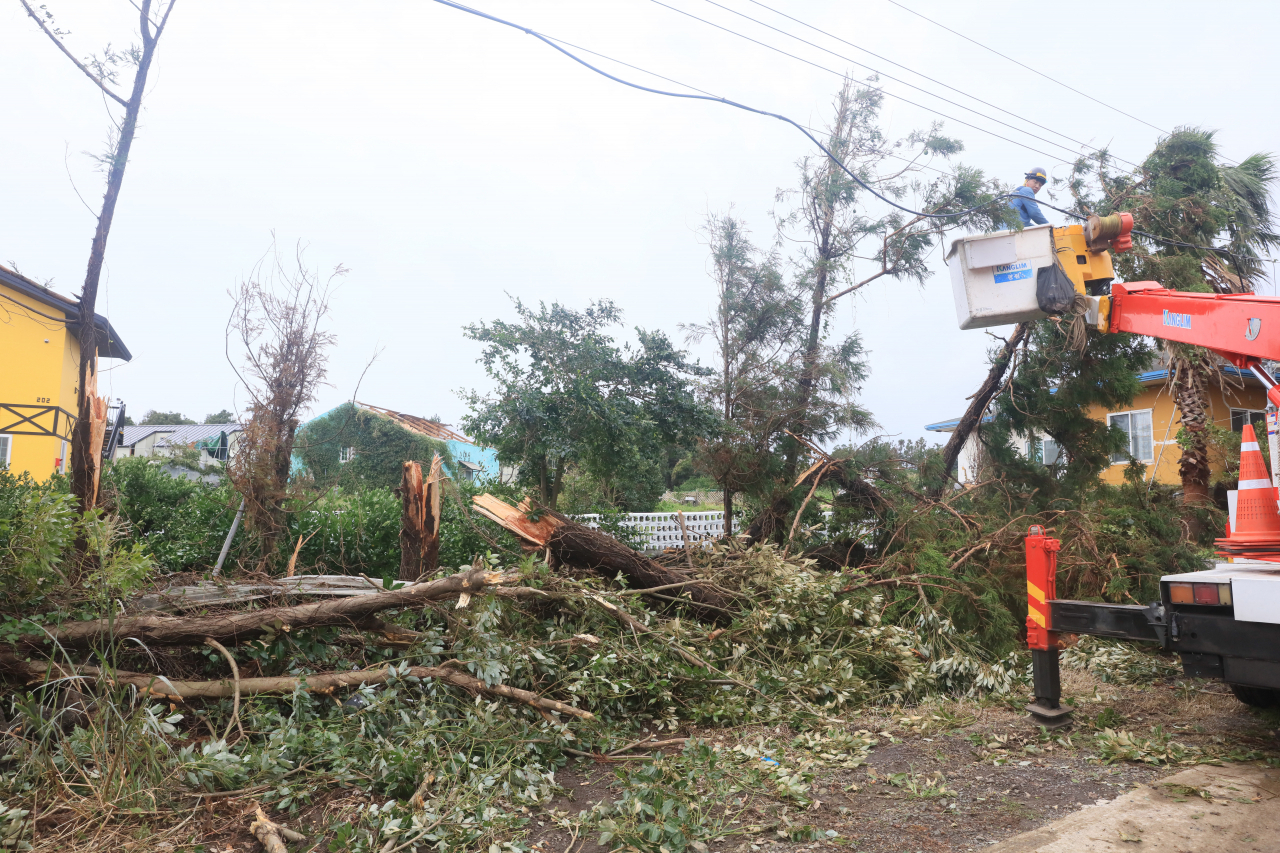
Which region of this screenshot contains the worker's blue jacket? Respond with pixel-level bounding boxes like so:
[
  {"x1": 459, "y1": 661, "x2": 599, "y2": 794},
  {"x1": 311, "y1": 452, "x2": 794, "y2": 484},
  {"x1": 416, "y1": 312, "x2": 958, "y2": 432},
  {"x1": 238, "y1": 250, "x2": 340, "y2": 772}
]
[{"x1": 1008, "y1": 186, "x2": 1048, "y2": 226}]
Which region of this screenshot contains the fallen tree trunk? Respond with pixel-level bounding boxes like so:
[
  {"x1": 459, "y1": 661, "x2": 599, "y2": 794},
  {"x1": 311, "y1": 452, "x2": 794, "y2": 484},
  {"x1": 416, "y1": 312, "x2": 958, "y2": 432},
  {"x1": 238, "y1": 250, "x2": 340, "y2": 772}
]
[
  {"x1": 0, "y1": 651, "x2": 593, "y2": 720},
  {"x1": 17, "y1": 566, "x2": 513, "y2": 651},
  {"x1": 472, "y1": 496, "x2": 734, "y2": 623}
]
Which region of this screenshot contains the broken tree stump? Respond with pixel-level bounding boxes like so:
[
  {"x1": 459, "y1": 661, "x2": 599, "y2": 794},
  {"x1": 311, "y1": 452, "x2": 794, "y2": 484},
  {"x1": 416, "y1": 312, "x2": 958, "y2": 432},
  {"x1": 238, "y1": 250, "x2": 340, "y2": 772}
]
[
  {"x1": 471, "y1": 495, "x2": 734, "y2": 623},
  {"x1": 398, "y1": 456, "x2": 443, "y2": 582}
]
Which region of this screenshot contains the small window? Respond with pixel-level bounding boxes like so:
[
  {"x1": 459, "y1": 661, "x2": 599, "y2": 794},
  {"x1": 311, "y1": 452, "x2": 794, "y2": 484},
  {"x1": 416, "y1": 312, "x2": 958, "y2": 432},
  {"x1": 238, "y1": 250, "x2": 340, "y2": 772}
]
[
  {"x1": 0, "y1": 435, "x2": 10, "y2": 469},
  {"x1": 1043, "y1": 437, "x2": 1061, "y2": 466},
  {"x1": 1024, "y1": 435, "x2": 1060, "y2": 466},
  {"x1": 1230, "y1": 408, "x2": 1266, "y2": 434},
  {"x1": 338, "y1": 446, "x2": 356, "y2": 464},
  {"x1": 1109, "y1": 410, "x2": 1154, "y2": 463}
]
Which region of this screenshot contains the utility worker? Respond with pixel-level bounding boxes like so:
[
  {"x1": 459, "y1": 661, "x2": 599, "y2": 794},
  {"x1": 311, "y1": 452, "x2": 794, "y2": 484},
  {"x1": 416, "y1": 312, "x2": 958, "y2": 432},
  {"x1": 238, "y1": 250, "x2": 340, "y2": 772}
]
[{"x1": 1009, "y1": 167, "x2": 1049, "y2": 226}]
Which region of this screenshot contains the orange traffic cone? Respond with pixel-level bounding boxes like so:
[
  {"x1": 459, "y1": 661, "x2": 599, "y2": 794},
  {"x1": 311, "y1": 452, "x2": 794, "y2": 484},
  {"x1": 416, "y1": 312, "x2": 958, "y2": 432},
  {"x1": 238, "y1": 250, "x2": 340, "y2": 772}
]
[{"x1": 1216, "y1": 424, "x2": 1280, "y2": 559}]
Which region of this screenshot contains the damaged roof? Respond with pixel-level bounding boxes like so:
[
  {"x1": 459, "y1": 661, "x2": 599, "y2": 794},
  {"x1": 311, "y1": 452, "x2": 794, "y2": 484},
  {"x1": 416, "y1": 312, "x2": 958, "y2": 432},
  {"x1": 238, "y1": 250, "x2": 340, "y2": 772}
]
[{"x1": 357, "y1": 403, "x2": 473, "y2": 444}]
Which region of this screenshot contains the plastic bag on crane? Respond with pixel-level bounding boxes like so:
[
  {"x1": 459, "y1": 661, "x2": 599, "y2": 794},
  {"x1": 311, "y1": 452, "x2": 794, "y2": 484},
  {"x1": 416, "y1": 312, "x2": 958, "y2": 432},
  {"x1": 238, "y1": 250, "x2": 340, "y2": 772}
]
[{"x1": 1036, "y1": 261, "x2": 1076, "y2": 315}]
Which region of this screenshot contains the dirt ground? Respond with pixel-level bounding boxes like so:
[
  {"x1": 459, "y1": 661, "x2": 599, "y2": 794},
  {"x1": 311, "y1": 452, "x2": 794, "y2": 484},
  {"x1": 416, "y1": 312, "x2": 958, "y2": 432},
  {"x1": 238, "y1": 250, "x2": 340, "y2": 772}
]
[{"x1": 524, "y1": 667, "x2": 1280, "y2": 853}]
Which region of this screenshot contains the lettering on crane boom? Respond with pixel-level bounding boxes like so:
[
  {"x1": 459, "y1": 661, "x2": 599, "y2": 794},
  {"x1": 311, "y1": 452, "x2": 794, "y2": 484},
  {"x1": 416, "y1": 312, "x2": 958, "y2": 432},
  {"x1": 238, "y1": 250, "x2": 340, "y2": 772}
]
[
  {"x1": 993, "y1": 261, "x2": 1033, "y2": 283},
  {"x1": 1163, "y1": 310, "x2": 1192, "y2": 329}
]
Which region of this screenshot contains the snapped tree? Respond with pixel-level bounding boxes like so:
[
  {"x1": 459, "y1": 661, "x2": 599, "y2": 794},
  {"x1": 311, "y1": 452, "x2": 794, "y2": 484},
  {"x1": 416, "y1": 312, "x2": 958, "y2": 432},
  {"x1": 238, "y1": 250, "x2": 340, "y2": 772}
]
[{"x1": 18, "y1": 0, "x2": 177, "y2": 513}]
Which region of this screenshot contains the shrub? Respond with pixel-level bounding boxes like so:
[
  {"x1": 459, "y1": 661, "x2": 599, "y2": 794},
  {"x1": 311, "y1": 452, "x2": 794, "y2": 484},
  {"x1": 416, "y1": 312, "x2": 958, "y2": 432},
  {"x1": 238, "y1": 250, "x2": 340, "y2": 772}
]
[{"x1": 102, "y1": 458, "x2": 241, "y2": 573}]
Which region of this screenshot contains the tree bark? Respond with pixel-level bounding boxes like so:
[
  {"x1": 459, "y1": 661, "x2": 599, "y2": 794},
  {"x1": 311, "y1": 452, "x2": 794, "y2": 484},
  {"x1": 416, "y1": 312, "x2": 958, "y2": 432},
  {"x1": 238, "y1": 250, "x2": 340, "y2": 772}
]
[
  {"x1": 15, "y1": 566, "x2": 510, "y2": 651},
  {"x1": 62, "y1": 0, "x2": 173, "y2": 513},
  {"x1": 930, "y1": 322, "x2": 1030, "y2": 498}
]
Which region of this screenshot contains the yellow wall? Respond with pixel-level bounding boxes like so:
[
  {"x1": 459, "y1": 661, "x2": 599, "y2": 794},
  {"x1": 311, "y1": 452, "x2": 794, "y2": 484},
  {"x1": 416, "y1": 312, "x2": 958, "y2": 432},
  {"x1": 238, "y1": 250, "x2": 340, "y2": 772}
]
[
  {"x1": 0, "y1": 280, "x2": 79, "y2": 478},
  {"x1": 1089, "y1": 378, "x2": 1270, "y2": 486}
]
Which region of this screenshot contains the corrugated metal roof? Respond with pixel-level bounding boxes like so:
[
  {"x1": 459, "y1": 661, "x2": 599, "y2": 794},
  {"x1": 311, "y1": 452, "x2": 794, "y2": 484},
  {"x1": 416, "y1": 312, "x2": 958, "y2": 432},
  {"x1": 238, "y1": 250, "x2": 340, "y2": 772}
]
[
  {"x1": 154, "y1": 424, "x2": 242, "y2": 448},
  {"x1": 120, "y1": 424, "x2": 242, "y2": 447}
]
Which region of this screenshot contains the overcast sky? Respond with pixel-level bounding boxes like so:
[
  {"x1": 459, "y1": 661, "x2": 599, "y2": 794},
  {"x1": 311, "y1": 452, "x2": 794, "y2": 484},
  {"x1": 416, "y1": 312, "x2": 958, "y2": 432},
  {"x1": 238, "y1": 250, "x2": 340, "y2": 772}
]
[{"x1": 4, "y1": 0, "x2": 1278, "y2": 445}]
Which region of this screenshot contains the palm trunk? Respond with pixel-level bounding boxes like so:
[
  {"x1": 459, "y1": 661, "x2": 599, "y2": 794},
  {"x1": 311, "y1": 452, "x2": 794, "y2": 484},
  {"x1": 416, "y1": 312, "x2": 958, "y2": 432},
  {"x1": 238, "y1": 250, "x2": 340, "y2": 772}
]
[{"x1": 1171, "y1": 355, "x2": 1212, "y2": 526}]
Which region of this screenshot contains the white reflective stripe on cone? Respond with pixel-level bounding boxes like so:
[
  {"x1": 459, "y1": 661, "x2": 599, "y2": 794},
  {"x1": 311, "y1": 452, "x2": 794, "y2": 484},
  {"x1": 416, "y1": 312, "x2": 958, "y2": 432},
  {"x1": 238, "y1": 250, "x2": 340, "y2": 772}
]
[
  {"x1": 1242, "y1": 442, "x2": 1261, "y2": 451},
  {"x1": 1239, "y1": 479, "x2": 1275, "y2": 490}
]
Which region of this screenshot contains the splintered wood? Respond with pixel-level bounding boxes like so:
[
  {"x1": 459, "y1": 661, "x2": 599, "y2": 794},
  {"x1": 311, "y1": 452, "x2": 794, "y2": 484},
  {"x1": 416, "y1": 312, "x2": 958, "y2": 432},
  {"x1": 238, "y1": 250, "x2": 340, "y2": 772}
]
[
  {"x1": 471, "y1": 494, "x2": 562, "y2": 546},
  {"x1": 399, "y1": 455, "x2": 444, "y2": 582}
]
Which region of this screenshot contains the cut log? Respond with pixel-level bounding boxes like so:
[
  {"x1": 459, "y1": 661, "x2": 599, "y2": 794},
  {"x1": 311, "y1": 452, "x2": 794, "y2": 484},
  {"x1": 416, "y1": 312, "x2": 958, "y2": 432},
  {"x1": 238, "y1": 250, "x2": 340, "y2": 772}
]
[
  {"x1": 0, "y1": 651, "x2": 593, "y2": 720},
  {"x1": 16, "y1": 566, "x2": 514, "y2": 651},
  {"x1": 472, "y1": 495, "x2": 734, "y2": 623}
]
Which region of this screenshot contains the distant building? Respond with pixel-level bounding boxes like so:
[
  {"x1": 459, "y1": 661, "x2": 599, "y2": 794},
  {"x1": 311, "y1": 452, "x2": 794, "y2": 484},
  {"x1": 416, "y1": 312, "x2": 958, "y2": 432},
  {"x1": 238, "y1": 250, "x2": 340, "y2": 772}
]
[
  {"x1": 115, "y1": 424, "x2": 244, "y2": 468},
  {"x1": 926, "y1": 364, "x2": 1274, "y2": 486},
  {"x1": 356, "y1": 404, "x2": 503, "y2": 481},
  {"x1": 0, "y1": 264, "x2": 132, "y2": 478}
]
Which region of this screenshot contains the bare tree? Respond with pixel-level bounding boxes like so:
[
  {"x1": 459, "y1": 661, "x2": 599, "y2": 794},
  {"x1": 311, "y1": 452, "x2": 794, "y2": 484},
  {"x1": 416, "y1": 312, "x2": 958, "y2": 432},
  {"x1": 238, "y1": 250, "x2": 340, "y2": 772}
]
[
  {"x1": 226, "y1": 245, "x2": 340, "y2": 567},
  {"x1": 18, "y1": 0, "x2": 177, "y2": 513}
]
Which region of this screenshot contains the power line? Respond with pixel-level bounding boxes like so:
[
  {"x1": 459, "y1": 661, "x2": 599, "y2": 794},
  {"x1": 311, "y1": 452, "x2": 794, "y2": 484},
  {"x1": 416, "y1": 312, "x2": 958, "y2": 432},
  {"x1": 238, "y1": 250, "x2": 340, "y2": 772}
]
[
  {"x1": 645, "y1": 0, "x2": 1077, "y2": 167},
  {"x1": 883, "y1": 0, "x2": 1169, "y2": 137},
  {"x1": 546, "y1": 34, "x2": 959, "y2": 180},
  {"x1": 428, "y1": 0, "x2": 1253, "y2": 264},
  {"x1": 698, "y1": 0, "x2": 1141, "y2": 170},
  {"x1": 432, "y1": 0, "x2": 1019, "y2": 219}
]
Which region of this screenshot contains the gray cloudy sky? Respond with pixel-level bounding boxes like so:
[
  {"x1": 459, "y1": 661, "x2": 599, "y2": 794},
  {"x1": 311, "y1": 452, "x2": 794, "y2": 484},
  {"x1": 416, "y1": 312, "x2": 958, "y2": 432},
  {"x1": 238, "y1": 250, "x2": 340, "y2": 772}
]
[{"x1": 4, "y1": 0, "x2": 1278, "y2": 443}]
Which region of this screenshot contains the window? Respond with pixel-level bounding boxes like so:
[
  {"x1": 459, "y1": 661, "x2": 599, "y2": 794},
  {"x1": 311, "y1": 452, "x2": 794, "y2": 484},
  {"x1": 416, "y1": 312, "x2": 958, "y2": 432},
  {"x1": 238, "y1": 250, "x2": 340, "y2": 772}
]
[
  {"x1": 1231, "y1": 408, "x2": 1266, "y2": 434},
  {"x1": 0, "y1": 435, "x2": 10, "y2": 469},
  {"x1": 1024, "y1": 434, "x2": 1061, "y2": 466},
  {"x1": 1109, "y1": 410, "x2": 1154, "y2": 463},
  {"x1": 338, "y1": 446, "x2": 356, "y2": 464}
]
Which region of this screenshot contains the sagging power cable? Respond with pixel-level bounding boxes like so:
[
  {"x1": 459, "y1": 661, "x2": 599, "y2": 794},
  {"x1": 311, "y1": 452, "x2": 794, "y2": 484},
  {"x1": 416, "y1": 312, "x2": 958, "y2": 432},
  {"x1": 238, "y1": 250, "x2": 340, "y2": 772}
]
[{"x1": 428, "y1": 0, "x2": 1254, "y2": 264}]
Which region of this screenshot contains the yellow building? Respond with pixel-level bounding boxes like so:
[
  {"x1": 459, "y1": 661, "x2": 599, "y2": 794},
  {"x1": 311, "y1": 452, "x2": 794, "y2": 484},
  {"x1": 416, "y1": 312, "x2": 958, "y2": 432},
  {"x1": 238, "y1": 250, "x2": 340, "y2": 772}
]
[
  {"x1": 927, "y1": 365, "x2": 1272, "y2": 487},
  {"x1": 0, "y1": 264, "x2": 131, "y2": 479},
  {"x1": 1090, "y1": 366, "x2": 1270, "y2": 486}
]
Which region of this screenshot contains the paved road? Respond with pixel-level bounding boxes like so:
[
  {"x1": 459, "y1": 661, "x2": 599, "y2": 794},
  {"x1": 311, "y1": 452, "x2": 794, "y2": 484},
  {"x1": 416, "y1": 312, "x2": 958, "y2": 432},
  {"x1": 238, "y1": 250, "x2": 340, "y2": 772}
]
[{"x1": 987, "y1": 763, "x2": 1279, "y2": 852}]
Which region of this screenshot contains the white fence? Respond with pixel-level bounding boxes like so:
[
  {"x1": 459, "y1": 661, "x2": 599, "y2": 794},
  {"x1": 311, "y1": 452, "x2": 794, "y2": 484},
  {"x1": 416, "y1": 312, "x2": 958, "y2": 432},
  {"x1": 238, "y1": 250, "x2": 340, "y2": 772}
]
[
  {"x1": 575, "y1": 510, "x2": 835, "y2": 553},
  {"x1": 576, "y1": 511, "x2": 726, "y2": 553}
]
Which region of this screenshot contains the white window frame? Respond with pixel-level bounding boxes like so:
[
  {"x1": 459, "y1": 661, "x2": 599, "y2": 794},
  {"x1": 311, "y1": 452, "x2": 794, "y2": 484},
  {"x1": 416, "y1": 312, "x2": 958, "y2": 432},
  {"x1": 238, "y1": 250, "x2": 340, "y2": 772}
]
[
  {"x1": 1230, "y1": 408, "x2": 1266, "y2": 434},
  {"x1": 338, "y1": 446, "x2": 356, "y2": 464},
  {"x1": 0, "y1": 435, "x2": 11, "y2": 470},
  {"x1": 1109, "y1": 409, "x2": 1155, "y2": 464}
]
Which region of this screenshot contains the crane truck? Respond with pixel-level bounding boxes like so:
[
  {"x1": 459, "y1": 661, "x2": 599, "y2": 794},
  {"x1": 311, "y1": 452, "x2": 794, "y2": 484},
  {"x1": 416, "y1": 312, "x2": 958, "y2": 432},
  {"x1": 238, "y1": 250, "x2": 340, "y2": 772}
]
[{"x1": 949, "y1": 214, "x2": 1280, "y2": 725}]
